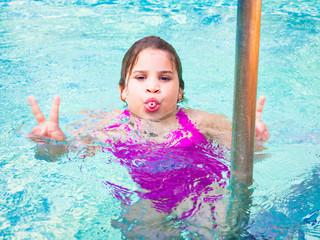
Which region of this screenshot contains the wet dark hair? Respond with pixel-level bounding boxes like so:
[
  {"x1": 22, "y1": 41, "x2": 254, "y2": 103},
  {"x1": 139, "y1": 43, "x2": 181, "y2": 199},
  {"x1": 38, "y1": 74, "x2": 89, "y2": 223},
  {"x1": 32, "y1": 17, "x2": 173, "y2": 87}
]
[{"x1": 119, "y1": 36, "x2": 184, "y2": 101}]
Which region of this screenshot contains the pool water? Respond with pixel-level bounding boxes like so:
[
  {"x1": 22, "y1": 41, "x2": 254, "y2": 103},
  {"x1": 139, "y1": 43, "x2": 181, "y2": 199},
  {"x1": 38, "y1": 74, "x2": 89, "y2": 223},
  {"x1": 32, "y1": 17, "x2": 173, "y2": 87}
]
[{"x1": 1, "y1": 0, "x2": 319, "y2": 239}]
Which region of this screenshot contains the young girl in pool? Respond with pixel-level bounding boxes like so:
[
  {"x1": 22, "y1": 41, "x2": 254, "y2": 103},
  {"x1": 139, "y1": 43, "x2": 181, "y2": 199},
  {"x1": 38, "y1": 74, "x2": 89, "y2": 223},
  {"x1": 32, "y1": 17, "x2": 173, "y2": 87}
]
[
  {"x1": 28, "y1": 36, "x2": 269, "y2": 146},
  {"x1": 28, "y1": 36, "x2": 269, "y2": 238}
]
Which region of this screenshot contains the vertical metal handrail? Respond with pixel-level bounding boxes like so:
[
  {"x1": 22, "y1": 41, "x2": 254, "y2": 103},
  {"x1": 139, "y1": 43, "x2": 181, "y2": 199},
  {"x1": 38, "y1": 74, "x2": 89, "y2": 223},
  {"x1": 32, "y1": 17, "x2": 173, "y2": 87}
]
[
  {"x1": 226, "y1": 0, "x2": 262, "y2": 236},
  {"x1": 232, "y1": 0, "x2": 262, "y2": 185}
]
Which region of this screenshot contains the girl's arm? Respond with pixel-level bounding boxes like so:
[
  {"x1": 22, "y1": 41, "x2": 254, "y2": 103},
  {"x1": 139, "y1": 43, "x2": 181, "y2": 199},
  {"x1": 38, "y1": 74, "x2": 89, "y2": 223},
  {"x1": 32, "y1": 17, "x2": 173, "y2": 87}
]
[
  {"x1": 28, "y1": 96, "x2": 117, "y2": 159},
  {"x1": 186, "y1": 96, "x2": 270, "y2": 149}
]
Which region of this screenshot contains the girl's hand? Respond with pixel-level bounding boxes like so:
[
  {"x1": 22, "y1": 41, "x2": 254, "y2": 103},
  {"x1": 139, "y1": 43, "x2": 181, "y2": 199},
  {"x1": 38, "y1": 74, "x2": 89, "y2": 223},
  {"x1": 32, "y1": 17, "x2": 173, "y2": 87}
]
[
  {"x1": 28, "y1": 95, "x2": 66, "y2": 141},
  {"x1": 255, "y1": 96, "x2": 270, "y2": 141}
]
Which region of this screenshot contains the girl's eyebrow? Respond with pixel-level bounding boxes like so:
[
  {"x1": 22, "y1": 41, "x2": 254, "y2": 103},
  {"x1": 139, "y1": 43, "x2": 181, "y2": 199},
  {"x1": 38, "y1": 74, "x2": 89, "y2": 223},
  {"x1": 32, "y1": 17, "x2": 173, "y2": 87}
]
[
  {"x1": 159, "y1": 71, "x2": 173, "y2": 74},
  {"x1": 132, "y1": 70, "x2": 146, "y2": 74},
  {"x1": 132, "y1": 70, "x2": 174, "y2": 74}
]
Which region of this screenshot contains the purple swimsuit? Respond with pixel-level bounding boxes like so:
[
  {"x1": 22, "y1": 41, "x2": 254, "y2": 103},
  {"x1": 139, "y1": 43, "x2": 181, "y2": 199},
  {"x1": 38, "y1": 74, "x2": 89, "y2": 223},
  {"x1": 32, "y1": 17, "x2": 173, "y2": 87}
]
[{"x1": 102, "y1": 109, "x2": 229, "y2": 217}]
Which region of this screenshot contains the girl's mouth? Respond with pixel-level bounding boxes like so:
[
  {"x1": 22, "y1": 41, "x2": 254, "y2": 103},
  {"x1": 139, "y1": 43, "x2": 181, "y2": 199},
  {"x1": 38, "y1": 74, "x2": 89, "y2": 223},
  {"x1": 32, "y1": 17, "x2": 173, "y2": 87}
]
[{"x1": 144, "y1": 98, "x2": 160, "y2": 112}]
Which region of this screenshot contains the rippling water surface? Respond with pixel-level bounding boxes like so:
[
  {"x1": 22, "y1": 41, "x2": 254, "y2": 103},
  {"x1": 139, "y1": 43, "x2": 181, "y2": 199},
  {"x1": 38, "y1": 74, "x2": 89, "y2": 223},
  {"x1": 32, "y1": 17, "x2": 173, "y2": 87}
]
[{"x1": 1, "y1": 0, "x2": 319, "y2": 238}]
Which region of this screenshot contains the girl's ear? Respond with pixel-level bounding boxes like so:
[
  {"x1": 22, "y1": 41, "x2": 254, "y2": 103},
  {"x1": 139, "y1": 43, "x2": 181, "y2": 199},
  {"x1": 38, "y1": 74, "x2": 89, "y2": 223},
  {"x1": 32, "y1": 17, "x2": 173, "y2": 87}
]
[
  {"x1": 178, "y1": 88, "x2": 183, "y2": 102},
  {"x1": 119, "y1": 85, "x2": 127, "y2": 101}
]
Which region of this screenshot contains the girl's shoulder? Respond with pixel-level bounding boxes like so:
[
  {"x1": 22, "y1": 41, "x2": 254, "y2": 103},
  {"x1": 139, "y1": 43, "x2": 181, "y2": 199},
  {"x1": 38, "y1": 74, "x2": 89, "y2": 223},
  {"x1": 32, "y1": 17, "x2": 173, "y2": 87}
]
[
  {"x1": 181, "y1": 108, "x2": 232, "y2": 148},
  {"x1": 181, "y1": 108, "x2": 231, "y2": 131}
]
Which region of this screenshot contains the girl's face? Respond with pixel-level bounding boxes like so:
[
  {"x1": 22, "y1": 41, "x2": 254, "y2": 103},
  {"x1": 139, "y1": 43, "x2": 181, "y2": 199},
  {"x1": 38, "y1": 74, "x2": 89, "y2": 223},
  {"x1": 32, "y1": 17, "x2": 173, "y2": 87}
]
[{"x1": 120, "y1": 48, "x2": 183, "y2": 121}]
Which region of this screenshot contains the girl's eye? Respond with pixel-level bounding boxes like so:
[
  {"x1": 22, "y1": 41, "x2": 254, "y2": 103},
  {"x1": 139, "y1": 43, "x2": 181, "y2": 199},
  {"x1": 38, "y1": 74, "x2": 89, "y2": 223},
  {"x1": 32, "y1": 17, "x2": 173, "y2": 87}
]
[
  {"x1": 135, "y1": 76, "x2": 146, "y2": 80},
  {"x1": 160, "y1": 76, "x2": 171, "y2": 81}
]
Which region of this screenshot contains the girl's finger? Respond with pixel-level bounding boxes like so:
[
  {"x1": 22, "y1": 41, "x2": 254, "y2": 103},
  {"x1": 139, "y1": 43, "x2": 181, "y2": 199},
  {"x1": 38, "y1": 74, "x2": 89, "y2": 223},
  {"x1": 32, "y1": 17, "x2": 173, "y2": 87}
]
[
  {"x1": 49, "y1": 95, "x2": 60, "y2": 124},
  {"x1": 256, "y1": 96, "x2": 266, "y2": 122},
  {"x1": 263, "y1": 130, "x2": 270, "y2": 140},
  {"x1": 28, "y1": 96, "x2": 46, "y2": 123}
]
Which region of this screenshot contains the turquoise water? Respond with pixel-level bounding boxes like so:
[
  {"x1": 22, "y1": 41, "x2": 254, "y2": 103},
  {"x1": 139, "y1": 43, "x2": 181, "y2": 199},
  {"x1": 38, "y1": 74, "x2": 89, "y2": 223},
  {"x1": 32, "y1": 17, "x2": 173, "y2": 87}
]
[{"x1": 1, "y1": 0, "x2": 320, "y2": 238}]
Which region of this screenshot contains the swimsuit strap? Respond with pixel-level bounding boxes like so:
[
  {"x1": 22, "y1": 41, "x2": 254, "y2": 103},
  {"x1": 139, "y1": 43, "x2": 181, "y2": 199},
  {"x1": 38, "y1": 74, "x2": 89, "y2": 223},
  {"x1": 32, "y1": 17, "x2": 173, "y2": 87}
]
[{"x1": 176, "y1": 108, "x2": 207, "y2": 143}]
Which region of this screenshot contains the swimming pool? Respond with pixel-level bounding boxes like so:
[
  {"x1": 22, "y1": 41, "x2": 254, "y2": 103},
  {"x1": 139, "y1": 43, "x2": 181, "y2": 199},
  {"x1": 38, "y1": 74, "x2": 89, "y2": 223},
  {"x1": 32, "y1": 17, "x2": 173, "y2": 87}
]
[{"x1": 1, "y1": 0, "x2": 319, "y2": 238}]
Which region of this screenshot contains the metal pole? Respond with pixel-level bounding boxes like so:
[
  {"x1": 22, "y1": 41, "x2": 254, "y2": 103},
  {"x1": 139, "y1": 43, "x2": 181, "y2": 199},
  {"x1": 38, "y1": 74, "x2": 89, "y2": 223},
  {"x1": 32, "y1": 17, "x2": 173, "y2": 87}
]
[
  {"x1": 231, "y1": 0, "x2": 262, "y2": 185},
  {"x1": 225, "y1": 0, "x2": 262, "y2": 237}
]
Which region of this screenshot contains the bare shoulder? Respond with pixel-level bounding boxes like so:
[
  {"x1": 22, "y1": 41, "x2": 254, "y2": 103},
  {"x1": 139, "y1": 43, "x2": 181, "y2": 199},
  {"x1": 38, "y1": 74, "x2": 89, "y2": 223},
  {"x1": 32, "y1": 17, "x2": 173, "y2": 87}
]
[
  {"x1": 182, "y1": 108, "x2": 231, "y2": 131},
  {"x1": 182, "y1": 108, "x2": 232, "y2": 148}
]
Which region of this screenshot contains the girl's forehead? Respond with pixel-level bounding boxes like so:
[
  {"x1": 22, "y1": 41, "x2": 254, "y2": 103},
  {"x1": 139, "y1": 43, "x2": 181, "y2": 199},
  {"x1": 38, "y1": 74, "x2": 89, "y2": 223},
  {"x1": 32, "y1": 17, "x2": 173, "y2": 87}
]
[{"x1": 132, "y1": 48, "x2": 175, "y2": 71}]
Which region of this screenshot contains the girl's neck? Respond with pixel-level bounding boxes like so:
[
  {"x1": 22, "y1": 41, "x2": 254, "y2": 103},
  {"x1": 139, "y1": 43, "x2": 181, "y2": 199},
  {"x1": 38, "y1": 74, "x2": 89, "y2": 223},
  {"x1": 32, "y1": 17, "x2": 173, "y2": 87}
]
[
  {"x1": 126, "y1": 107, "x2": 181, "y2": 135},
  {"x1": 127, "y1": 106, "x2": 180, "y2": 123}
]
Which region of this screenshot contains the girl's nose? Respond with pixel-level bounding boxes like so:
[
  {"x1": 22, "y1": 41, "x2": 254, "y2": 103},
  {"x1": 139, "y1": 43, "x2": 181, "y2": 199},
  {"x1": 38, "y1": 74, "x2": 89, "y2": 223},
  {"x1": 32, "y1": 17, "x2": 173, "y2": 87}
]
[
  {"x1": 146, "y1": 79, "x2": 160, "y2": 93},
  {"x1": 147, "y1": 87, "x2": 160, "y2": 93}
]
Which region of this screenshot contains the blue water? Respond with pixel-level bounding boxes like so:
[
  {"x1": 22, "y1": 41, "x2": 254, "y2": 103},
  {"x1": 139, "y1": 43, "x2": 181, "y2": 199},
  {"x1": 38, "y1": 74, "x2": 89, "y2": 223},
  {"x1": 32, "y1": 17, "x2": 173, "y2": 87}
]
[{"x1": 1, "y1": 0, "x2": 320, "y2": 239}]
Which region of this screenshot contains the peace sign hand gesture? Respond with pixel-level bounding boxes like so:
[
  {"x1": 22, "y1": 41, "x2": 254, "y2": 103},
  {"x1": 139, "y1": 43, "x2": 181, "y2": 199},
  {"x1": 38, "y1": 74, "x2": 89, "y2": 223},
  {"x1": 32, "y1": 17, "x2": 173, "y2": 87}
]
[
  {"x1": 255, "y1": 96, "x2": 270, "y2": 141},
  {"x1": 28, "y1": 95, "x2": 66, "y2": 141}
]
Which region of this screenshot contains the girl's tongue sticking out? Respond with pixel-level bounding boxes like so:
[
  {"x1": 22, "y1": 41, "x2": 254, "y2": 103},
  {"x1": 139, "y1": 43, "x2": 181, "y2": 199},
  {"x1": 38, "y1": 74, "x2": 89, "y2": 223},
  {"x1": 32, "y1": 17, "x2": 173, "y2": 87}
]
[{"x1": 145, "y1": 98, "x2": 160, "y2": 112}]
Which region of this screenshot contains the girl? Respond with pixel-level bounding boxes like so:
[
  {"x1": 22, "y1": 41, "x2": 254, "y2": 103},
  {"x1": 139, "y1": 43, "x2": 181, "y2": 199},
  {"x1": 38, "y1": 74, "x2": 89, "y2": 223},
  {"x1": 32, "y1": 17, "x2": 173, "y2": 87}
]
[
  {"x1": 28, "y1": 36, "x2": 270, "y2": 238},
  {"x1": 28, "y1": 36, "x2": 269, "y2": 146}
]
